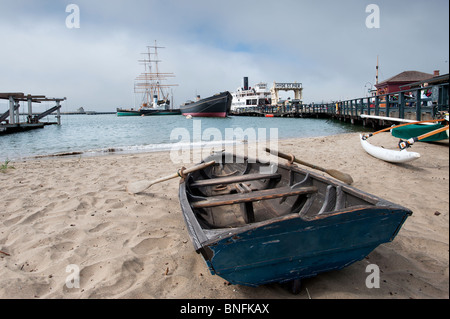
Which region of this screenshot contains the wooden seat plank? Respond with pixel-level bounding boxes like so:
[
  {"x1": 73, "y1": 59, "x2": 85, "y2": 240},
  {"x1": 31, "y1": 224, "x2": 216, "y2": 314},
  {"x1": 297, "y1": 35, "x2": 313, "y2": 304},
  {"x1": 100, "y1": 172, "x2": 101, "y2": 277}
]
[
  {"x1": 191, "y1": 186, "x2": 318, "y2": 209},
  {"x1": 189, "y1": 173, "x2": 281, "y2": 188}
]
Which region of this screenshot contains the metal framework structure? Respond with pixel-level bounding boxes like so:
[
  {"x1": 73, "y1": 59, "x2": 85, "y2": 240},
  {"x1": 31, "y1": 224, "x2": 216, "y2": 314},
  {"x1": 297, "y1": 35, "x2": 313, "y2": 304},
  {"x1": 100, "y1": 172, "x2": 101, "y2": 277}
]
[{"x1": 0, "y1": 93, "x2": 66, "y2": 134}]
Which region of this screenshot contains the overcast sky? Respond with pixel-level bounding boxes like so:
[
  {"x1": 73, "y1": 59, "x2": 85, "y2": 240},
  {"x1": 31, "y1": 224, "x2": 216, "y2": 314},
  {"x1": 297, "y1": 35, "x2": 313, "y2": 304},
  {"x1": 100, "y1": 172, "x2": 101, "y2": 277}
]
[{"x1": 0, "y1": 0, "x2": 448, "y2": 112}]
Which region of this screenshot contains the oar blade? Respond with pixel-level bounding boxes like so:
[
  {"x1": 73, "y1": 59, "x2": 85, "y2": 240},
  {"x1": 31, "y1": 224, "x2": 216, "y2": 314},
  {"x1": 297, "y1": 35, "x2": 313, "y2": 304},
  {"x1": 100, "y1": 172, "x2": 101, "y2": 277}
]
[
  {"x1": 326, "y1": 169, "x2": 354, "y2": 185},
  {"x1": 126, "y1": 180, "x2": 154, "y2": 195}
]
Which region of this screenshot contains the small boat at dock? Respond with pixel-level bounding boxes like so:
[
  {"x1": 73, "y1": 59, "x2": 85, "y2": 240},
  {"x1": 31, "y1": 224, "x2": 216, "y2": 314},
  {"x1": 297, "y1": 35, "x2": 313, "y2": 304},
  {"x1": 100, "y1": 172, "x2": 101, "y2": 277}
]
[
  {"x1": 179, "y1": 152, "x2": 412, "y2": 291},
  {"x1": 116, "y1": 107, "x2": 180, "y2": 116}
]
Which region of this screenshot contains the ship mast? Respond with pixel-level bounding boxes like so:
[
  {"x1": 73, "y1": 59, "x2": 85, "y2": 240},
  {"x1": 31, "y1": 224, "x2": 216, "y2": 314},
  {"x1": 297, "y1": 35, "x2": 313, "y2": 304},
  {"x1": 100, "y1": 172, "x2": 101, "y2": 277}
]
[
  {"x1": 376, "y1": 55, "x2": 379, "y2": 85},
  {"x1": 134, "y1": 41, "x2": 178, "y2": 109}
]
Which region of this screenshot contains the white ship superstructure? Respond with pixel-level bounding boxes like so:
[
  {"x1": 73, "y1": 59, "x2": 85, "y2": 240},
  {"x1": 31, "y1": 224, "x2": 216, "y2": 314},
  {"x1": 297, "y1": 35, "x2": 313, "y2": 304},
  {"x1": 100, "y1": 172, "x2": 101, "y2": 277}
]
[{"x1": 230, "y1": 77, "x2": 272, "y2": 112}]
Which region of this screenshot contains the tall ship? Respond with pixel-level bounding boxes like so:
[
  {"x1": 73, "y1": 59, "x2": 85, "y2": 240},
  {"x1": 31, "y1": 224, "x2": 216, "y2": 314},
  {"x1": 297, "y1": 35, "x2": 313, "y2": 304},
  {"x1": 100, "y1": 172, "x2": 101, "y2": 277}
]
[
  {"x1": 230, "y1": 77, "x2": 272, "y2": 113},
  {"x1": 117, "y1": 41, "x2": 180, "y2": 116},
  {"x1": 180, "y1": 91, "x2": 232, "y2": 118}
]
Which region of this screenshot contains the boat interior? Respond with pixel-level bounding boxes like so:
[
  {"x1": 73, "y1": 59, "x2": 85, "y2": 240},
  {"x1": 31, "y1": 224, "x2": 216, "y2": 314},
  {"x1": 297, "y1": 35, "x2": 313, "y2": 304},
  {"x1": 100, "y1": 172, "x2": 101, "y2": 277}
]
[{"x1": 185, "y1": 154, "x2": 377, "y2": 229}]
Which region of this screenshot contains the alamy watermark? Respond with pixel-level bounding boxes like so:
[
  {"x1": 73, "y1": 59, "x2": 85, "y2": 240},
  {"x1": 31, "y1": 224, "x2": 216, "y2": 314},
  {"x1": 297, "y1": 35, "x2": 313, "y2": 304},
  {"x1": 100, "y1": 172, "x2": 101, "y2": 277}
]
[
  {"x1": 365, "y1": 4, "x2": 380, "y2": 29},
  {"x1": 169, "y1": 120, "x2": 279, "y2": 174},
  {"x1": 65, "y1": 264, "x2": 80, "y2": 289},
  {"x1": 65, "y1": 4, "x2": 80, "y2": 29},
  {"x1": 365, "y1": 264, "x2": 380, "y2": 289}
]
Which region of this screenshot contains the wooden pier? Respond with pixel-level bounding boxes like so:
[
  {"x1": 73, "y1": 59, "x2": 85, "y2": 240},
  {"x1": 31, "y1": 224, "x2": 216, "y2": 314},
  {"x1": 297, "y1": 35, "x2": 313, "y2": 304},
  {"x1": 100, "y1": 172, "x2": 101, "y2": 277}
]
[
  {"x1": 0, "y1": 93, "x2": 66, "y2": 135},
  {"x1": 232, "y1": 75, "x2": 449, "y2": 129}
]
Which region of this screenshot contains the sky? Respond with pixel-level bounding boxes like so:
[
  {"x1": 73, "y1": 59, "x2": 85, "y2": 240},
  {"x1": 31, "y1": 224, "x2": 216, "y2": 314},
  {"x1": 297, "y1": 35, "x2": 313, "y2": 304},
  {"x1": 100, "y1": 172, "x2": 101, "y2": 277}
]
[{"x1": 0, "y1": 0, "x2": 448, "y2": 112}]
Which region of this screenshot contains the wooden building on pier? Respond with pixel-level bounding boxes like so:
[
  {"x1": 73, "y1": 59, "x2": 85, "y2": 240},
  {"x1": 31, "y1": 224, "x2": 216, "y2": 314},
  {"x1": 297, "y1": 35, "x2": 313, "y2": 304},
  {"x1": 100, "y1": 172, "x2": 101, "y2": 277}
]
[{"x1": 375, "y1": 70, "x2": 438, "y2": 95}]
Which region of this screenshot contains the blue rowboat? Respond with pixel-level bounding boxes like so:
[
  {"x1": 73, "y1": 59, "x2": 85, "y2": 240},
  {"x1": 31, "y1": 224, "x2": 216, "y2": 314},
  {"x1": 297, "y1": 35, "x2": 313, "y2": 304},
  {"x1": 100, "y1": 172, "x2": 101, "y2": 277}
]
[{"x1": 179, "y1": 153, "x2": 412, "y2": 292}]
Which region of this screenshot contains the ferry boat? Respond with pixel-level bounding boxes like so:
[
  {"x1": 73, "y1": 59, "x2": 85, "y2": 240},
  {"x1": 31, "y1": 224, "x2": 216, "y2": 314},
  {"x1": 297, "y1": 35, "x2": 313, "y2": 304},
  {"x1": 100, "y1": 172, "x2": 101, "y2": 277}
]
[
  {"x1": 117, "y1": 41, "x2": 180, "y2": 117},
  {"x1": 230, "y1": 77, "x2": 272, "y2": 113}
]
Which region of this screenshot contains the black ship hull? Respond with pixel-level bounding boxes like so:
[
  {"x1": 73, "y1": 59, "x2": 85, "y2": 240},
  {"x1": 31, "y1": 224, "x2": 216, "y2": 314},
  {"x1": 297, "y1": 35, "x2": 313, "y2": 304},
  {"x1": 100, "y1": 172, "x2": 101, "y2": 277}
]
[{"x1": 180, "y1": 92, "x2": 232, "y2": 118}]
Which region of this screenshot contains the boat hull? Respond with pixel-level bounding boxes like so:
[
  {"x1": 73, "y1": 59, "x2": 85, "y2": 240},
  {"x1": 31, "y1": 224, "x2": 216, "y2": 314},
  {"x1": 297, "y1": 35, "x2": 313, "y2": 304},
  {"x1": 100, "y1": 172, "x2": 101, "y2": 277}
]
[
  {"x1": 117, "y1": 108, "x2": 181, "y2": 116},
  {"x1": 117, "y1": 110, "x2": 141, "y2": 116},
  {"x1": 179, "y1": 154, "x2": 412, "y2": 287},
  {"x1": 360, "y1": 134, "x2": 420, "y2": 163},
  {"x1": 206, "y1": 208, "x2": 407, "y2": 286},
  {"x1": 180, "y1": 92, "x2": 232, "y2": 118}
]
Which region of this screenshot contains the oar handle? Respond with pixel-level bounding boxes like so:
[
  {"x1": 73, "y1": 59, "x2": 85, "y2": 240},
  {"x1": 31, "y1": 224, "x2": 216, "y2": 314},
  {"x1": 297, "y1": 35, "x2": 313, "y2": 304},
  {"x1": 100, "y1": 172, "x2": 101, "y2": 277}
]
[
  {"x1": 183, "y1": 160, "x2": 216, "y2": 175},
  {"x1": 265, "y1": 148, "x2": 325, "y2": 171},
  {"x1": 149, "y1": 160, "x2": 216, "y2": 187},
  {"x1": 417, "y1": 125, "x2": 449, "y2": 141},
  {"x1": 127, "y1": 160, "x2": 216, "y2": 194},
  {"x1": 265, "y1": 147, "x2": 353, "y2": 185}
]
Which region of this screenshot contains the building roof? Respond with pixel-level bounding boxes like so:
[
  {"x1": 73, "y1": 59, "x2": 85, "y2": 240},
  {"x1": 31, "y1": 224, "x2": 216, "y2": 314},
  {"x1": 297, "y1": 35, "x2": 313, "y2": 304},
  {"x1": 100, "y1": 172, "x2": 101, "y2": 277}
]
[
  {"x1": 399, "y1": 73, "x2": 449, "y2": 89},
  {"x1": 375, "y1": 71, "x2": 434, "y2": 87}
]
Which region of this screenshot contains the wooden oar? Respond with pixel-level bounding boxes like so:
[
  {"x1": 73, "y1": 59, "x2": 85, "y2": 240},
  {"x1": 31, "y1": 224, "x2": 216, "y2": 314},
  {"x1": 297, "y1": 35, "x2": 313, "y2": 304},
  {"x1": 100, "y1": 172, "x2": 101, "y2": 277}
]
[
  {"x1": 362, "y1": 118, "x2": 446, "y2": 140},
  {"x1": 399, "y1": 125, "x2": 449, "y2": 150},
  {"x1": 126, "y1": 160, "x2": 216, "y2": 194},
  {"x1": 265, "y1": 148, "x2": 354, "y2": 185}
]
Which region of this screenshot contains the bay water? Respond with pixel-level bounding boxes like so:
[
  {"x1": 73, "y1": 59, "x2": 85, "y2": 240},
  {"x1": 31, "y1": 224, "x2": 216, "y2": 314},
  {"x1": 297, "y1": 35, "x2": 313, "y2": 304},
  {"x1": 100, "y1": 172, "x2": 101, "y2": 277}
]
[{"x1": 0, "y1": 114, "x2": 370, "y2": 162}]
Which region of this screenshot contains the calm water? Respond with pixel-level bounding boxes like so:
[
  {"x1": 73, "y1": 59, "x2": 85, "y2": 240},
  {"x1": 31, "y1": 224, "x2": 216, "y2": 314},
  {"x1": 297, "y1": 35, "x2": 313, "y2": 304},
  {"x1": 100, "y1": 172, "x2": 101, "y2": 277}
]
[{"x1": 0, "y1": 114, "x2": 370, "y2": 161}]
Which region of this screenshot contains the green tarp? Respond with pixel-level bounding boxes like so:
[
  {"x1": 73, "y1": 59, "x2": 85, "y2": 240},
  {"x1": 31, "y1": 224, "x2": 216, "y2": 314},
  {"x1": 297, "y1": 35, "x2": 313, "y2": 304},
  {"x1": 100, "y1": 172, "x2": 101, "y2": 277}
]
[{"x1": 391, "y1": 124, "x2": 448, "y2": 142}]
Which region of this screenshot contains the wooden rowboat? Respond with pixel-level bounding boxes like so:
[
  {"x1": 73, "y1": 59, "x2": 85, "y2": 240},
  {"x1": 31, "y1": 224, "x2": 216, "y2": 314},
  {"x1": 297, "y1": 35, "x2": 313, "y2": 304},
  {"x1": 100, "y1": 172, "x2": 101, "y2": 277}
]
[{"x1": 178, "y1": 153, "x2": 412, "y2": 291}]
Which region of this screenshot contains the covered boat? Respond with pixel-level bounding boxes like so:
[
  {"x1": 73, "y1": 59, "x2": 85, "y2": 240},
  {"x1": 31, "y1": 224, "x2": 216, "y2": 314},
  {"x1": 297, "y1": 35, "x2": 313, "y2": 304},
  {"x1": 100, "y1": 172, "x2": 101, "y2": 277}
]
[
  {"x1": 179, "y1": 152, "x2": 412, "y2": 291},
  {"x1": 391, "y1": 123, "x2": 449, "y2": 142},
  {"x1": 180, "y1": 92, "x2": 232, "y2": 118}
]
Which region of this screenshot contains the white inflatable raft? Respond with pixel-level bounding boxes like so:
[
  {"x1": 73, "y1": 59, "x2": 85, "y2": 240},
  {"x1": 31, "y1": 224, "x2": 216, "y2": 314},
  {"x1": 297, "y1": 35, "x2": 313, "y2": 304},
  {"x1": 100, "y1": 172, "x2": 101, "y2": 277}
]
[{"x1": 360, "y1": 134, "x2": 421, "y2": 163}]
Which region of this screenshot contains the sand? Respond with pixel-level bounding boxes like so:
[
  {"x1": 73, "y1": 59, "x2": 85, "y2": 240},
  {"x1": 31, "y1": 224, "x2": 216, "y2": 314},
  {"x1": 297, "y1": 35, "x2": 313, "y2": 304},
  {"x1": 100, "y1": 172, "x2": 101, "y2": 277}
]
[{"x1": 0, "y1": 132, "x2": 448, "y2": 299}]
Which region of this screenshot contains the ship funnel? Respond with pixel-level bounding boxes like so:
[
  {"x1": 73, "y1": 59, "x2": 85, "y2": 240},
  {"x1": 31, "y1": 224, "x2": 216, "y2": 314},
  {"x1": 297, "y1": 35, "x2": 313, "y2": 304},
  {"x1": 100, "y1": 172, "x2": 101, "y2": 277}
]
[
  {"x1": 153, "y1": 95, "x2": 158, "y2": 107},
  {"x1": 243, "y1": 77, "x2": 249, "y2": 90}
]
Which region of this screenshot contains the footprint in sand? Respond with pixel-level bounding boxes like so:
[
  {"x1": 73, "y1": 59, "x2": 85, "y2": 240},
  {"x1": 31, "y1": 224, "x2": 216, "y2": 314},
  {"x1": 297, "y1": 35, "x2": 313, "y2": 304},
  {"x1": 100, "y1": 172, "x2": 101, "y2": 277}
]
[
  {"x1": 76, "y1": 257, "x2": 145, "y2": 298},
  {"x1": 130, "y1": 230, "x2": 179, "y2": 256},
  {"x1": 88, "y1": 222, "x2": 112, "y2": 233}
]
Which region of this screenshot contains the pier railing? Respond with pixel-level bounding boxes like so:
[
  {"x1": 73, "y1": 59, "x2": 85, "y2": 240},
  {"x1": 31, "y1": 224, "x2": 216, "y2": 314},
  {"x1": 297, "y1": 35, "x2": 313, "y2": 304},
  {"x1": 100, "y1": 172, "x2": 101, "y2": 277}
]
[{"x1": 232, "y1": 80, "x2": 449, "y2": 126}]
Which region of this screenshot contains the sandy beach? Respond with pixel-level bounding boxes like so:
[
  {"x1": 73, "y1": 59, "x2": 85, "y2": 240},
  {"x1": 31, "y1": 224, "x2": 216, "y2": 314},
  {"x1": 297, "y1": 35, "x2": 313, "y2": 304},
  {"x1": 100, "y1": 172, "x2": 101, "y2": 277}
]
[{"x1": 0, "y1": 132, "x2": 448, "y2": 299}]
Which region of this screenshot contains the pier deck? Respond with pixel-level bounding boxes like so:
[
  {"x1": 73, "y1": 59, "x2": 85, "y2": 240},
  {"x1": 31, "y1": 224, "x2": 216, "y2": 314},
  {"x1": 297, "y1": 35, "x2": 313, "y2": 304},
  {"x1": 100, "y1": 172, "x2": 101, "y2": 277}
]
[
  {"x1": 231, "y1": 76, "x2": 449, "y2": 129},
  {"x1": 0, "y1": 92, "x2": 65, "y2": 135}
]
